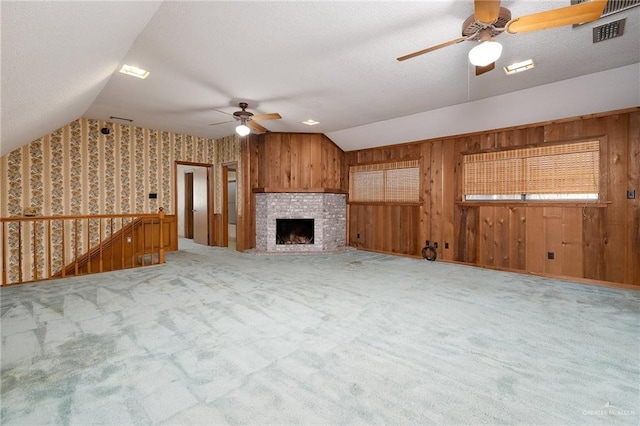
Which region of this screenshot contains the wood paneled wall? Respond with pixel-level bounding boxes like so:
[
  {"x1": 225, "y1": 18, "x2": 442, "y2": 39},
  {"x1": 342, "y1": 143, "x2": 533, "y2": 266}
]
[
  {"x1": 349, "y1": 204, "x2": 421, "y2": 255},
  {"x1": 238, "y1": 133, "x2": 346, "y2": 250},
  {"x1": 255, "y1": 133, "x2": 345, "y2": 191},
  {"x1": 345, "y1": 109, "x2": 640, "y2": 287},
  {"x1": 237, "y1": 135, "x2": 259, "y2": 251}
]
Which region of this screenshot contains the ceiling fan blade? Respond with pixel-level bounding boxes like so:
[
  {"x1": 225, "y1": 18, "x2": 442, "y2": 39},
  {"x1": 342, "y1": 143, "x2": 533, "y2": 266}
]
[
  {"x1": 397, "y1": 37, "x2": 467, "y2": 61},
  {"x1": 208, "y1": 120, "x2": 234, "y2": 126},
  {"x1": 506, "y1": 0, "x2": 606, "y2": 34},
  {"x1": 247, "y1": 120, "x2": 268, "y2": 134},
  {"x1": 475, "y1": 62, "x2": 495, "y2": 76},
  {"x1": 474, "y1": 0, "x2": 501, "y2": 24},
  {"x1": 212, "y1": 108, "x2": 233, "y2": 116},
  {"x1": 251, "y1": 113, "x2": 282, "y2": 121}
]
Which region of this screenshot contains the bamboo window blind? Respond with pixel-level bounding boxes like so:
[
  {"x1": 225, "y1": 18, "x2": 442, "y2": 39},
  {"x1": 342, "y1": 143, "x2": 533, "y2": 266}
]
[
  {"x1": 349, "y1": 160, "x2": 420, "y2": 202},
  {"x1": 463, "y1": 141, "x2": 600, "y2": 200}
]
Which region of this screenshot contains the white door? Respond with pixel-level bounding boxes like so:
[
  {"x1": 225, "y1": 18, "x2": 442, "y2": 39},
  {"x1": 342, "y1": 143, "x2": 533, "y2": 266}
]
[{"x1": 192, "y1": 167, "x2": 208, "y2": 245}]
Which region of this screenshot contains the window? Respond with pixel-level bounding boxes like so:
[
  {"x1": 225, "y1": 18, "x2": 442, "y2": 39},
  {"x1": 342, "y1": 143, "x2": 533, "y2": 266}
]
[
  {"x1": 463, "y1": 141, "x2": 600, "y2": 201},
  {"x1": 349, "y1": 160, "x2": 420, "y2": 203}
]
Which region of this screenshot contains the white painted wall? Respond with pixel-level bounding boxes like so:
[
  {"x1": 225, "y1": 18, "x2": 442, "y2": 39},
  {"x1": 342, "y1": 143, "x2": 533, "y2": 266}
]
[
  {"x1": 176, "y1": 165, "x2": 187, "y2": 237},
  {"x1": 328, "y1": 64, "x2": 640, "y2": 151}
]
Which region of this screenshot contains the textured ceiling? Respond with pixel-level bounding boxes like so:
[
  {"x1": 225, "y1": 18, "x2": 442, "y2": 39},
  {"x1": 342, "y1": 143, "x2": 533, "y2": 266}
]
[
  {"x1": 0, "y1": 1, "x2": 162, "y2": 156},
  {"x1": 2, "y1": 1, "x2": 639, "y2": 156}
]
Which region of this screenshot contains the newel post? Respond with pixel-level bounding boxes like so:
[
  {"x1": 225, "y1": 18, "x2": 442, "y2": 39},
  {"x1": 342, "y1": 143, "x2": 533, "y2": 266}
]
[{"x1": 158, "y1": 207, "x2": 165, "y2": 264}]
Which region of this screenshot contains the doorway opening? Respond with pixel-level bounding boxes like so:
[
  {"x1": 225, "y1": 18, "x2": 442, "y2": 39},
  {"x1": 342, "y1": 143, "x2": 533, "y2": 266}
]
[
  {"x1": 222, "y1": 163, "x2": 238, "y2": 250},
  {"x1": 176, "y1": 163, "x2": 212, "y2": 248}
]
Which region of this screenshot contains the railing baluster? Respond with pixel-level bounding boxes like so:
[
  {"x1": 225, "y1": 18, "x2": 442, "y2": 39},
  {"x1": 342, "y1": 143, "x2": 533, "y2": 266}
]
[
  {"x1": 130, "y1": 218, "x2": 135, "y2": 269},
  {"x1": 149, "y1": 218, "x2": 153, "y2": 265},
  {"x1": 86, "y1": 218, "x2": 91, "y2": 274},
  {"x1": 158, "y1": 207, "x2": 164, "y2": 263},
  {"x1": 74, "y1": 219, "x2": 79, "y2": 276},
  {"x1": 61, "y1": 220, "x2": 66, "y2": 278},
  {"x1": 2, "y1": 222, "x2": 7, "y2": 285},
  {"x1": 150, "y1": 217, "x2": 155, "y2": 265},
  {"x1": 142, "y1": 219, "x2": 149, "y2": 266},
  {"x1": 47, "y1": 220, "x2": 52, "y2": 279},
  {"x1": 99, "y1": 218, "x2": 104, "y2": 273},
  {"x1": 18, "y1": 222, "x2": 23, "y2": 283},
  {"x1": 110, "y1": 218, "x2": 114, "y2": 272},
  {"x1": 33, "y1": 220, "x2": 38, "y2": 282},
  {"x1": 120, "y1": 217, "x2": 125, "y2": 269}
]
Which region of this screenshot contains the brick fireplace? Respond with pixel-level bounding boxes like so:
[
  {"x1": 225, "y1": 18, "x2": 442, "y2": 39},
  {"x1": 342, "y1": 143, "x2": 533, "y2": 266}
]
[{"x1": 255, "y1": 192, "x2": 346, "y2": 252}]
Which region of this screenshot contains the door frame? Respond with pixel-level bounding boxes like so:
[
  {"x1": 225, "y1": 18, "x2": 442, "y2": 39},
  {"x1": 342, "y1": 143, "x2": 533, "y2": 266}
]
[{"x1": 174, "y1": 161, "x2": 214, "y2": 246}]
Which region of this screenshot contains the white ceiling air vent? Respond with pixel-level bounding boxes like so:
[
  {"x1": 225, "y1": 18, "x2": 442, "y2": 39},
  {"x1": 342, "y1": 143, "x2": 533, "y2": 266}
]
[
  {"x1": 593, "y1": 18, "x2": 626, "y2": 42},
  {"x1": 571, "y1": 0, "x2": 640, "y2": 23}
]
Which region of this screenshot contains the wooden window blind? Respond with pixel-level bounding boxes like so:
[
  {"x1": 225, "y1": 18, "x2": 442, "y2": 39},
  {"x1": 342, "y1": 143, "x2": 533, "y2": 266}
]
[
  {"x1": 351, "y1": 170, "x2": 385, "y2": 202},
  {"x1": 464, "y1": 141, "x2": 600, "y2": 199},
  {"x1": 349, "y1": 160, "x2": 420, "y2": 202}
]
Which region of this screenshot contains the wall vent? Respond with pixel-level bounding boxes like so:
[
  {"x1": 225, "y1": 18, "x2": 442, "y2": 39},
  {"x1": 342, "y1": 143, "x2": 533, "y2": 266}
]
[
  {"x1": 593, "y1": 18, "x2": 626, "y2": 42},
  {"x1": 571, "y1": 0, "x2": 640, "y2": 25}
]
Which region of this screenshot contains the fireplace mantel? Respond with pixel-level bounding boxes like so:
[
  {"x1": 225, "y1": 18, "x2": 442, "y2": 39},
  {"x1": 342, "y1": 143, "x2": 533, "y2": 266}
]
[{"x1": 253, "y1": 187, "x2": 347, "y2": 194}]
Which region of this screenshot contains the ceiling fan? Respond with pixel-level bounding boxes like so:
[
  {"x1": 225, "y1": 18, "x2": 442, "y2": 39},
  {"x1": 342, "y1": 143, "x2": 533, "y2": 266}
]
[
  {"x1": 397, "y1": 0, "x2": 607, "y2": 76},
  {"x1": 210, "y1": 102, "x2": 282, "y2": 136}
]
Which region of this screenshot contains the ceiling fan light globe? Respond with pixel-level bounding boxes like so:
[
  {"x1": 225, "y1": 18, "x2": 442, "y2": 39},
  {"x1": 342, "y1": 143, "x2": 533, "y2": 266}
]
[
  {"x1": 468, "y1": 41, "x2": 503, "y2": 67},
  {"x1": 236, "y1": 124, "x2": 251, "y2": 136}
]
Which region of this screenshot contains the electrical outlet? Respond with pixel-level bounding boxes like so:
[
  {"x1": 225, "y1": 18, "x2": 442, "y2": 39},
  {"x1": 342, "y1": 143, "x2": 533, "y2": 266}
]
[
  {"x1": 547, "y1": 251, "x2": 554, "y2": 260},
  {"x1": 445, "y1": 242, "x2": 449, "y2": 249},
  {"x1": 126, "y1": 236, "x2": 132, "y2": 244},
  {"x1": 357, "y1": 232, "x2": 360, "y2": 239},
  {"x1": 627, "y1": 190, "x2": 636, "y2": 199}
]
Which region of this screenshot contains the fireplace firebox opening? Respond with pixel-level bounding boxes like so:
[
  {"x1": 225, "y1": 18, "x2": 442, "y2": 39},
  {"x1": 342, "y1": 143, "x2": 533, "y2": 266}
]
[{"x1": 276, "y1": 219, "x2": 314, "y2": 245}]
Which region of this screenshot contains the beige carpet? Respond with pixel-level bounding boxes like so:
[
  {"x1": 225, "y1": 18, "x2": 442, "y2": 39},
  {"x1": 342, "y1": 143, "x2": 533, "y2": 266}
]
[{"x1": 1, "y1": 239, "x2": 638, "y2": 425}]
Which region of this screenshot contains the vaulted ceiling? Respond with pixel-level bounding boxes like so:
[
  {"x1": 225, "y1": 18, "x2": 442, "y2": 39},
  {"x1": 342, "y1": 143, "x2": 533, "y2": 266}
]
[{"x1": 2, "y1": 1, "x2": 639, "y2": 157}]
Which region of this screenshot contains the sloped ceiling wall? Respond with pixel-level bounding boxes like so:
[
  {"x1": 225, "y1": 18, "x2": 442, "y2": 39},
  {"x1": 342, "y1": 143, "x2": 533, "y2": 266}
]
[
  {"x1": 327, "y1": 63, "x2": 640, "y2": 150},
  {"x1": 0, "y1": 1, "x2": 161, "y2": 157}
]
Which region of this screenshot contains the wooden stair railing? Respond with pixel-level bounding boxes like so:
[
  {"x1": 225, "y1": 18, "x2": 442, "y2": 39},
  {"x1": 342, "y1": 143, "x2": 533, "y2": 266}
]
[
  {"x1": 55, "y1": 215, "x2": 163, "y2": 278},
  {"x1": 1, "y1": 208, "x2": 166, "y2": 286}
]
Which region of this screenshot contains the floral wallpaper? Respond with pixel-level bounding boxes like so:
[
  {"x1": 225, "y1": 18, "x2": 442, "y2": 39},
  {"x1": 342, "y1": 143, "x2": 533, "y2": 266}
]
[
  {"x1": 0, "y1": 117, "x2": 241, "y2": 284},
  {"x1": 214, "y1": 134, "x2": 242, "y2": 217}
]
